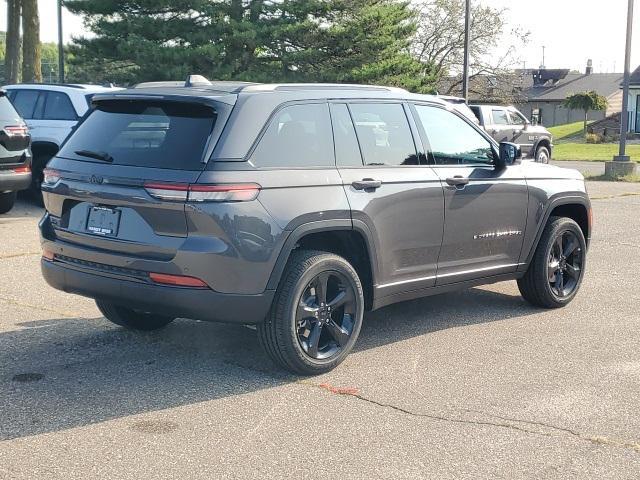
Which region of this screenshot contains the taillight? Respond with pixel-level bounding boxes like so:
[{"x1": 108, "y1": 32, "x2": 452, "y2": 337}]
[
  {"x1": 143, "y1": 182, "x2": 189, "y2": 201},
  {"x1": 12, "y1": 165, "x2": 30, "y2": 174},
  {"x1": 43, "y1": 168, "x2": 61, "y2": 186},
  {"x1": 42, "y1": 249, "x2": 55, "y2": 261},
  {"x1": 4, "y1": 125, "x2": 29, "y2": 137},
  {"x1": 149, "y1": 272, "x2": 209, "y2": 288},
  {"x1": 188, "y1": 184, "x2": 261, "y2": 202},
  {"x1": 144, "y1": 182, "x2": 261, "y2": 203}
]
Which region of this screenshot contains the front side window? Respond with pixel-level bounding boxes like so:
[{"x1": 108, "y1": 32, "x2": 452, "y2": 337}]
[
  {"x1": 250, "y1": 103, "x2": 333, "y2": 168},
  {"x1": 508, "y1": 111, "x2": 526, "y2": 126},
  {"x1": 414, "y1": 105, "x2": 494, "y2": 166},
  {"x1": 349, "y1": 103, "x2": 418, "y2": 166},
  {"x1": 491, "y1": 109, "x2": 510, "y2": 125},
  {"x1": 43, "y1": 92, "x2": 77, "y2": 120}
]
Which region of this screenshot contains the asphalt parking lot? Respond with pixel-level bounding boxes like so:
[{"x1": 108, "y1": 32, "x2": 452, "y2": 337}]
[{"x1": 1, "y1": 181, "x2": 640, "y2": 480}]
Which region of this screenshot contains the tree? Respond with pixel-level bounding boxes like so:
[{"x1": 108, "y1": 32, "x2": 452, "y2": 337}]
[
  {"x1": 21, "y1": 0, "x2": 41, "y2": 82},
  {"x1": 411, "y1": 0, "x2": 529, "y2": 98},
  {"x1": 6, "y1": 0, "x2": 21, "y2": 83},
  {"x1": 64, "y1": 0, "x2": 436, "y2": 91},
  {"x1": 563, "y1": 91, "x2": 608, "y2": 134}
]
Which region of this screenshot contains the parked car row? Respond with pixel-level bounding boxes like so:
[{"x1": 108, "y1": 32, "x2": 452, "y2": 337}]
[{"x1": 34, "y1": 77, "x2": 590, "y2": 375}]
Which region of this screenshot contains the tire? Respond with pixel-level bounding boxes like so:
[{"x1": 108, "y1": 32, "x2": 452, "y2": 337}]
[
  {"x1": 518, "y1": 217, "x2": 587, "y2": 308},
  {"x1": 0, "y1": 191, "x2": 17, "y2": 214},
  {"x1": 258, "y1": 249, "x2": 364, "y2": 375},
  {"x1": 96, "y1": 300, "x2": 175, "y2": 331},
  {"x1": 535, "y1": 146, "x2": 550, "y2": 164}
]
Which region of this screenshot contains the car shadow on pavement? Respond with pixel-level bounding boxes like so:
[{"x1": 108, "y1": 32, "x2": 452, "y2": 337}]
[{"x1": 1, "y1": 286, "x2": 538, "y2": 441}]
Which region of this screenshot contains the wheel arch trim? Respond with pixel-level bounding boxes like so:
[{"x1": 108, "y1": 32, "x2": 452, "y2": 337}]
[
  {"x1": 266, "y1": 219, "x2": 379, "y2": 291},
  {"x1": 520, "y1": 193, "x2": 591, "y2": 268}
]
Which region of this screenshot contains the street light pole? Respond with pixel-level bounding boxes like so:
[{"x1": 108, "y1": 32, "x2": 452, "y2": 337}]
[
  {"x1": 57, "y1": 0, "x2": 65, "y2": 83},
  {"x1": 462, "y1": 0, "x2": 471, "y2": 101},
  {"x1": 618, "y1": 0, "x2": 634, "y2": 160},
  {"x1": 607, "y1": 0, "x2": 636, "y2": 177}
]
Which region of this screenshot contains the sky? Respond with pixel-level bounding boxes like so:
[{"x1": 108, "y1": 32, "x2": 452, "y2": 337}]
[{"x1": 2, "y1": 0, "x2": 639, "y2": 73}]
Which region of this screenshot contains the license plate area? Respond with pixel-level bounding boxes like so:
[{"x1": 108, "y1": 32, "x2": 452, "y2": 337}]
[{"x1": 86, "y1": 206, "x2": 121, "y2": 236}]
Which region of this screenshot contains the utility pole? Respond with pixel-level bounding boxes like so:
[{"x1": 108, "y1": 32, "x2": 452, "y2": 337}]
[
  {"x1": 606, "y1": 0, "x2": 635, "y2": 178},
  {"x1": 541, "y1": 46, "x2": 546, "y2": 68},
  {"x1": 57, "y1": 0, "x2": 65, "y2": 83},
  {"x1": 462, "y1": 0, "x2": 471, "y2": 101}
]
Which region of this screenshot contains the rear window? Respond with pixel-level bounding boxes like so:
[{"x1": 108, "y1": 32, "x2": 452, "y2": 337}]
[
  {"x1": 0, "y1": 94, "x2": 21, "y2": 121},
  {"x1": 58, "y1": 101, "x2": 217, "y2": 170}
]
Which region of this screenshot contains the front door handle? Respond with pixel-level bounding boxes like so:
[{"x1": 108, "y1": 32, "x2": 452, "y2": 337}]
[
  {"x1": 352, "y1": 178, "x2": 382, "y2": 191},
  {"x1": 445, "y1": 176, "x2": 470, "y2": 187}
]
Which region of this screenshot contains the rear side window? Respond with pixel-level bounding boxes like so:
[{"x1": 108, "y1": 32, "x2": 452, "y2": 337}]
[
  {"x1": 10, "y1": 90, "x2": 40, "y2": 119},
  {"x1": 0, "y1": 95, "x2": 21, "y2": 121},
  {"x1": 58, "y1": 101, "x2": 217, "y2": 170},
  {"x1": 250, "y1": 103, "x2": 333, "y2": 168},
  {"x1": 330, "y1": 103, "x2": 362, "y2": 167},
  {"x1": 43, "y1": 92, "x2": 77, "y2": 120},
  {"x1": 349, "y1": 103, "x2": 418, "y2": 166}
]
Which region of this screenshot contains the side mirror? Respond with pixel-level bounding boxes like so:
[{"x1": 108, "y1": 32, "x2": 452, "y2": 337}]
[{"x1": 495, "y1": 142, "x2": 522, "y2": 170}]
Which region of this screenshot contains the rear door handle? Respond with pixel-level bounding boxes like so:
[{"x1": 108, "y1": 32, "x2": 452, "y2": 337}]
[
  {"x1": 352, "y1": 179, "x2": 382, "y2": 191},
  {"x1": 445, "y1": 176, "x2": 470, "y2": 187}
]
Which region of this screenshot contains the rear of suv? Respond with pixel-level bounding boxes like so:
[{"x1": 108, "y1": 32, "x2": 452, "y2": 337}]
[
  {"x1": 4, "y1": 83, "x2": 121, "y2": 194},
  {"x1": 0, "y1": 89, "x2": 31, "y2": 213},
  {"x1": 40, "y1": 80, "x2": 591, "y2": 374}
]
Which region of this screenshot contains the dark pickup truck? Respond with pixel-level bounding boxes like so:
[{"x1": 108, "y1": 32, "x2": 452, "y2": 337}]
[{"x1": 470, "y1": 104, "x2": 553, "y2": 163}]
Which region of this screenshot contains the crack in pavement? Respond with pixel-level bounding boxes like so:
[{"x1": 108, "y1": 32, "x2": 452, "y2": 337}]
[
  {"x1": 222, "y1": 362, "x2": 640, "y2": 455},
  {"x1": 301, "y1": 381, "x2": 640, "y2": 454}
]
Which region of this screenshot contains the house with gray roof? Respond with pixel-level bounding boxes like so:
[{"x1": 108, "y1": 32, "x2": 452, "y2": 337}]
[{"x1": 515, "y1": 64, "x2": 624, "y2": 127}]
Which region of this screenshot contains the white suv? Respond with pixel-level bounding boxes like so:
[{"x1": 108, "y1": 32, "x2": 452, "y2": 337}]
[{"x1": 3, "y1": 83, "x2": 122, "y2": 192}]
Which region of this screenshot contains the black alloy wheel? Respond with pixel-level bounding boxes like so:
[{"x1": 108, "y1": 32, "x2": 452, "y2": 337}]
[
  {"x1": 518, "y1": 216, "x2": 587, "y2": 308},
  {"x1": 258, "y1": 250, "x2": 364, "y2": 375},
  {"x1": 547, "y1": 230, "x2": 583, "y2": 298},
  {"x1": 296, "y1": 270, "x2": 357, "y2": 360}
]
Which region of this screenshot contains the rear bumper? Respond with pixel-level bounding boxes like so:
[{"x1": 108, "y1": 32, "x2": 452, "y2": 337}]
[
  {"x1": 41, "y1": 258, "x2": 275, "y2": 325},
  {"x1": 0, "y1": 170, "x2": 30, "y2": 192}
]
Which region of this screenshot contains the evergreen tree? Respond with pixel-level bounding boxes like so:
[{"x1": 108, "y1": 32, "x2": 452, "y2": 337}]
[{"x1": 64, "y1": 0, "x2": 436, "y2": 92}]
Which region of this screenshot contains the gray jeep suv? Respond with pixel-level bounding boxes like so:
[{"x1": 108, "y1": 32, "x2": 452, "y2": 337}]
[{"x1": 40, "y1": 81, "x2": 591, "y2": 374}]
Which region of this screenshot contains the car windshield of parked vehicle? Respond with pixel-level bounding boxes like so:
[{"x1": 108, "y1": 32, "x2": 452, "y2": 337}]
[
  {"x1": 58, "y1": 100, "x2": 217, "y2": 170},
  {"x1": 415, "y1": 105, "x2": 494, "y2": 165}
]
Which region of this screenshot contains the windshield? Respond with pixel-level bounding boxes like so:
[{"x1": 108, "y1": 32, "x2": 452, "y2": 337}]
[{"x1": 58, "y1": 100, "x2": 217, "y2": 170}]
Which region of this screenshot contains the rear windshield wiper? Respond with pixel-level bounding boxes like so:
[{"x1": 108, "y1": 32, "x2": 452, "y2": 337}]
[{"x1": 74, "y1": 149, "x2": 114, "y2": 163}]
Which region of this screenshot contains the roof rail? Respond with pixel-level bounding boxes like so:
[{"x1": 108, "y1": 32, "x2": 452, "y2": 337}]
[
  {"x1": 243, "y1": 83, "x2": 408, "y2": 93},
  {"x1": 9, "y1": 83, "x2": 89, "y2": 89}
]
